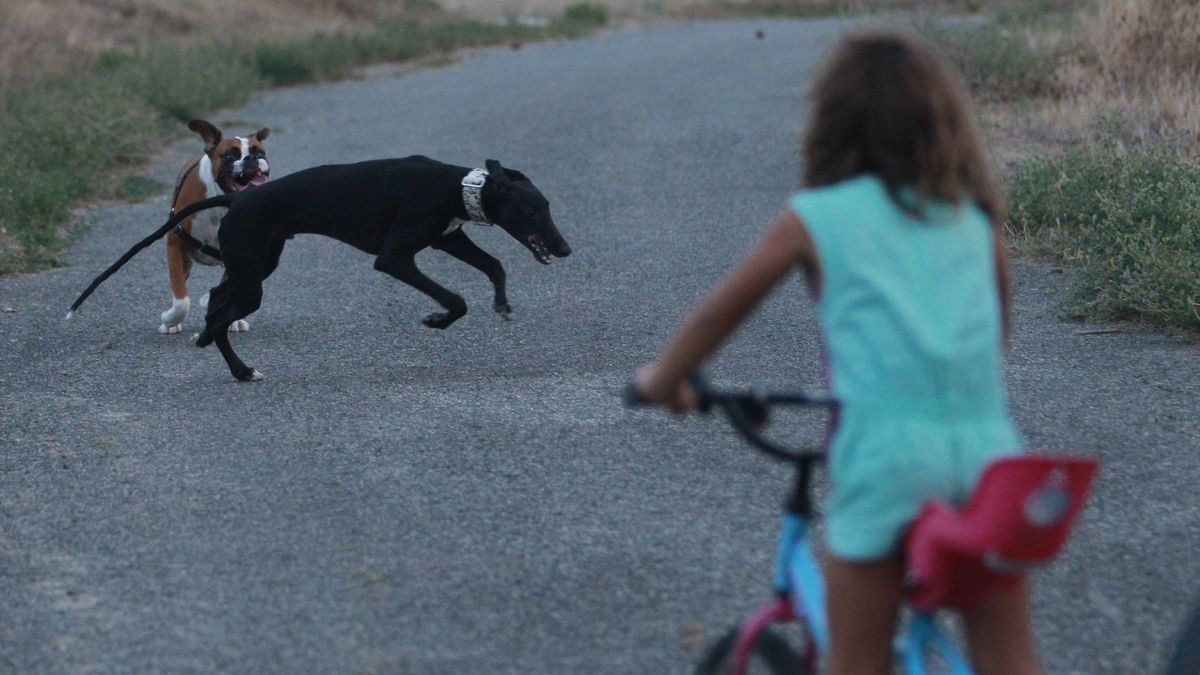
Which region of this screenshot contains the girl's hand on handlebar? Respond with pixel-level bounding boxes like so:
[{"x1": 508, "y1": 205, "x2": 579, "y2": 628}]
[{"x1": 635, "y1": 363, "x2": 699, "y2": 413}]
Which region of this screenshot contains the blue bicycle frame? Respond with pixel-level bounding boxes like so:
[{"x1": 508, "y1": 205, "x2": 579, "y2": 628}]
[
  {"x1": 623, "y1": 377, "x2": 976, "y2": 673},
  {"x1": 767, "y1": 512, "x2": 973, "y2": 674}
]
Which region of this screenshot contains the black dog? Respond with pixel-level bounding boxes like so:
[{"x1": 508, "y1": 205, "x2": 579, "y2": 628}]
[{"x1": 69, "y1": 156, "x2": 571, "y2": 381}]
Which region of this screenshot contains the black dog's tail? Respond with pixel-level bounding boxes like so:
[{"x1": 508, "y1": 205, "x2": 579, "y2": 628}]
[{"x1": 66, "y1": 193, "x2": 236, "y2": 317}]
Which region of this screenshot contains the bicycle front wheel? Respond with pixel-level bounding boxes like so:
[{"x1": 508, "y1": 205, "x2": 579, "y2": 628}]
[{"x1": 695, "y1": 626, "x2": 809, "y2": 675}]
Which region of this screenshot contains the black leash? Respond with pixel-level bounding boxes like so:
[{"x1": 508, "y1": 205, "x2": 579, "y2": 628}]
[
  {"x1": 169, "y1": 161, "x2": 198, "y2": 214},
  {"x1": 172, "y1": 224, "x2": 223, "y2": 262},
  {"x1": 169, "y1": 160, "x2": 223, "y2": 262}
]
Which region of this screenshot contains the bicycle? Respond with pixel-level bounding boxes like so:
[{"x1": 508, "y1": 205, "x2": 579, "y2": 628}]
[{"x1": 625, "y1": 374, "x2": 1098, "y2": 674}]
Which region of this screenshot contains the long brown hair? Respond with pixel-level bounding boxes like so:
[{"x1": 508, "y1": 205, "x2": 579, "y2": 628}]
[
  {"x1": 802, "y1": 31, "x2": 1004, "y2": 228},
  {"x1": 802, "y1": 31, "x2": 1012, "y2": 340}
]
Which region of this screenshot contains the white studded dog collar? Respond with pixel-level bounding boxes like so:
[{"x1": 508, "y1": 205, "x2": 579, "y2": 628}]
[{"x1": 462, "y1": 168, "x2": 491, "y2": 225}]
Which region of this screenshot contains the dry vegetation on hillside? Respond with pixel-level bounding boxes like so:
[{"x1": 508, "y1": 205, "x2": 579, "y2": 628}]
[
  {"x1": 0, "y1": 0, "x2": 959, "y2": 87},
  {"x1": 1053, "y1": 0, "x2": 1200, "y2": 143},
  {"x1": 0, "y1": 0, "x2": 440, "y2": 86},
  {"x1": 992, "y1": 0, "x2": 1200, "y2": 329}
]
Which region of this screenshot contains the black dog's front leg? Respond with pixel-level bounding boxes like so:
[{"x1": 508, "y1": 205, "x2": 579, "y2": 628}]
[
  {"x1": 374, "y1": 251, "x2": 466, "y2": 329},
  {"x1": 197, "y1": 275, "x2": 266, "y2": 382},
  {"x1": 431, "y1": 229, "x2": 513, "y2": 320}
]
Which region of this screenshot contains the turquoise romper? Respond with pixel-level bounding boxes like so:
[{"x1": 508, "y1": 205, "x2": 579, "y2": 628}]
[{"x1": 788, "y1": 174, "x2": 1023, "y2": 561}]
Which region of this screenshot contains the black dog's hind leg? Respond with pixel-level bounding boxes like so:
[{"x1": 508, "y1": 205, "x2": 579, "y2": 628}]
[
  {"x1": 197, "y1": 277, "x2": 265, "y2": 381},
  {"x1": 431, "y1": 229, "x2": 513, "y2": 320},
  {"x1": 374, "y1": 242, "x2": 466, "y2": 330}
]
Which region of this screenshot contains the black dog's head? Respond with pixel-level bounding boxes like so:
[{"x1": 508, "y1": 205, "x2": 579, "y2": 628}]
[{"x1": 483, "y1": 159, "x2": 571, "y2": 265}]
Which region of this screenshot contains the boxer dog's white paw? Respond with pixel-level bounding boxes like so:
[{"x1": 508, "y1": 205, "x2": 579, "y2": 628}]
[
  {"x1": 159, "y1": 297, "x2": 190, "y2": 332},
  {"x1": 230, "y1": 319, "x2": 250, "y2": 332}
]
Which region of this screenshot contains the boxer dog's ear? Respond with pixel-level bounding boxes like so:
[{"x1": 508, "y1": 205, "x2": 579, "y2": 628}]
[
  {"x1": 187, "y1": 120, "x2": 222, "y2": 153},
  {"x1": 253, "y1": 127, "x2": 269, "y2": 142}
]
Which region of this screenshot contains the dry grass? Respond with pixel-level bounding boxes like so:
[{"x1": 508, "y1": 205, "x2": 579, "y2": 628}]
[
  {"x1": 1050, "y1": 0, "x2": 1200, "y2": 145},
  {"x1": 993, "y1": 0, "x2": 1200, "y2": 331},
  {"x1": 0, "y1": 0, "x2": 436, "y2": 87},
  {"x1": 0, "y1": 0, "x2": 984, "y2": 86}
]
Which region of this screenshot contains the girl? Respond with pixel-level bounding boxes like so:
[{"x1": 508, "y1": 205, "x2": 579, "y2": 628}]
[{"x1": 632, "y1": 32, "x2": 1036, "y2": 675}]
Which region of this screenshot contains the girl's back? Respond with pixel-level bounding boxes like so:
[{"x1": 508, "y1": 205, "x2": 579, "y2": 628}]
[{"x1": 791, "y1": 174, "x2": 1008, "y2": 421}]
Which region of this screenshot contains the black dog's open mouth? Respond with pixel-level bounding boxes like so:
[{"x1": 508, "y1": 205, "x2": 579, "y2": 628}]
[{"x1": 527, "y1": 235, "x2": 553, "y2": 265}]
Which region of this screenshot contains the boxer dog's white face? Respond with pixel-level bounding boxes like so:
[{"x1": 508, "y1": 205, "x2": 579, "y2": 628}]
[
  {"x1": 214, "y1": 135, "x2": 269, "y2": 192},
  {"x1": 187, "y1": 119, "x2": 270, "y2": 194}
]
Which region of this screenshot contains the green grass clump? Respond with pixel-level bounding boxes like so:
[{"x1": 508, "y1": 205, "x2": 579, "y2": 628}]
[
  {"x1": 105, "y1": 45, "x2": 257, "y2": 122},
  {"x1": 254, "y1": 20, "x2": 560, "y2": 85},
  {"x1": 0, "y1": 72, "x2": 164, "y2": 272},
  {"x1": 1008, "y1": 128, "x2": 1200, "y2": 329},
  {"x1": 563, "y1": 3, "x2": 610, "y2": 26},
  {"x1": 115, "y1": 176, "x2": 171, "y2": 203},
  {"x1": 921, "y1": 20, "x2": 1057, "y2": 101},
  {"x1": 680, "y1": 0, "x2": 849, "y2": 18},
  {"x1": 990, "y1": 0, "x2": 1080, "y2": 27}
]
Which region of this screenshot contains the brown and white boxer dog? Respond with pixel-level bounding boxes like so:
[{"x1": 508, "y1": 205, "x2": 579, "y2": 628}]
[{"x1": 159, "y1": 120, "x2": 269, "y2": 334}]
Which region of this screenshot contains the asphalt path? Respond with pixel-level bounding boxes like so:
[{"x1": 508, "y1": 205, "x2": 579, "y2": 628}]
[{"x1": 1, "y1": 17, "x2": 1198, "y2": 674}]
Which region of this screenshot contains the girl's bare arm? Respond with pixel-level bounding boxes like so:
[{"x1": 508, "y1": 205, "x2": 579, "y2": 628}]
[{"x1": 637, "y1": 209, "x2": 818, "y2": 410}]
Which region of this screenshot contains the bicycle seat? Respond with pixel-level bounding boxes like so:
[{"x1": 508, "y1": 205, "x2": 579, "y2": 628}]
[{"x1": 904, "y1": 454, "x2": 1099, "y2": 612}]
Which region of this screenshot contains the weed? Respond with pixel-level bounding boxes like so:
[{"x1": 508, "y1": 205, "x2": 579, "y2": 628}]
[
  {"x1": 0, "y1": 71, "x2": 161, "y2": 271},
  {"x1": 679, "y1": 0, "x2": 850, "y2": 19},
  {"x1": 917, "y1": 17, "x2": 1057, "y2": 102},
  {"x1": 108, "y1": 45, "x2": 257, "y2": 122},
  {"x1": 115, "y1": 176, "x2": 170, "y2": 203},
  {"x1": 564, "y1": 3, "x2": 610, "y2": 26},
  {"x1": 1009, "y1": 124, "x2": 1200, "y2": 329}
]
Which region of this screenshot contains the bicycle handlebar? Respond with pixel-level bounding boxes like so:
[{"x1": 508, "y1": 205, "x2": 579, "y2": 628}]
[{"x1": 623, "y1": 374, "x2": 837, "y2": 464}]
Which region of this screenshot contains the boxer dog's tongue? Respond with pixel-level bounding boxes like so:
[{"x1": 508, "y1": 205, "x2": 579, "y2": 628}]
[{"x1": 232, "y1": 172, "x2": 268, "y2": 191}]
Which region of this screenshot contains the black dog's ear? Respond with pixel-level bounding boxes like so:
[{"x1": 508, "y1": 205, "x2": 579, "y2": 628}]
[
  {"x1": 253, "y1": 127, "x2": 269, "y2": 142},
  {"x1": 503, "y1": 168, "x2": 529, "y2": 183},
  {"x1": 188, "y1": 120, "x2": 221, "y2": 152},
  {"x1": 485, "y1": 159, "x2": 506, "y2": 183}
]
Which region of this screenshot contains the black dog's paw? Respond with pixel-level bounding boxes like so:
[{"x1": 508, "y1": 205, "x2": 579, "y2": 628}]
[
  {"x1": 194, "y1": 331, "x2": 212, "y2": 348},
  {"x1": 233, "y1": 366, "x2": 264, "y2": 382},
  {"x1": 421, "y1": 312, "x2": 458, "y2": 330},
  {"x1": 494, "y1": 303, "x2": 515, "y2": 321}
]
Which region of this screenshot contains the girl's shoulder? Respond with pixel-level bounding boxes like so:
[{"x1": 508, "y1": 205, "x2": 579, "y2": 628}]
[
  {"x1": 788, "y1": 174, "x2": 885, "y2": 209},
  {"x1": 789, "y1": 174, "x2": 988, "y2": 229},
  {"x1": 787, "y1": 174, "x2": 893, "y2": 233}
]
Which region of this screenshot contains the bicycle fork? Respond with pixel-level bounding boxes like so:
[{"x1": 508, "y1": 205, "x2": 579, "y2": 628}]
[
  {"x1": 729, "y1": 512, "x2": 976, "y2": 675},
  {"x1": 729, "y1": 513, "x2": 827, "y2": 674}
]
